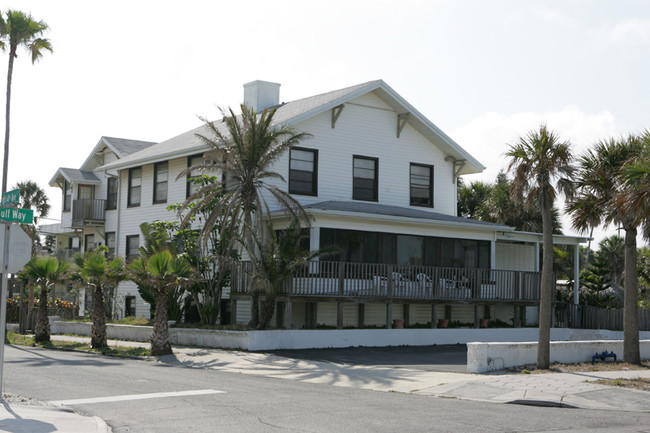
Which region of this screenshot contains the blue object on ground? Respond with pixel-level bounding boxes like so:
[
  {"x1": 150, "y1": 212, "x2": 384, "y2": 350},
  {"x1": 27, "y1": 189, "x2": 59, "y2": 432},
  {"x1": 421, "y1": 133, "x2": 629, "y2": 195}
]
[{"x1": 592, "y1": 351, "x2": 617, "y2": 365}]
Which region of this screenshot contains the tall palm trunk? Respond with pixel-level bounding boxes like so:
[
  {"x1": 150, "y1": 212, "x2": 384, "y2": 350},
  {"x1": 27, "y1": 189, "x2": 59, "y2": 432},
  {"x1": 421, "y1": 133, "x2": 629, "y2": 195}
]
[
  {"x1": 34, "y1": 285, "x2": 50, "y2": 343},
  {"x1": 623, "y1": 225, "x2": 640, "y2": 364},
  {"x1": 3, "y1": 45, "x2": 16, "y2": 194},
  {"x1": 91, "y1": 285, "x2": 108, "y2": 349},
  {"x1": 537, "y1": 197, "x2": 554, "y2": 369},
  {"x1": 151, "y1": 288, "x2": 172, "y2": 356}
]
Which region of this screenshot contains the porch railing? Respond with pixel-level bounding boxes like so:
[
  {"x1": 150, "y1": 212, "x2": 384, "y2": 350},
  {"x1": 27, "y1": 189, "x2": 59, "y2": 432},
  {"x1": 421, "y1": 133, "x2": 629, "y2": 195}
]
[
  {"x1": 72, "y1": 199, "x2": 106, "y2": 227},
  {"x1": 230, "y1": 261, "x2": 542, "y2": 303}
]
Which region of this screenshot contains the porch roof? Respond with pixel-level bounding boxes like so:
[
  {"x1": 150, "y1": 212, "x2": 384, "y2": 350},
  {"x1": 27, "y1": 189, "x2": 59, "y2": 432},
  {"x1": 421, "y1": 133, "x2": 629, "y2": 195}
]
[
  {"x1": 299, "y1": 201, "x2": 512, "y2": 230},
  {"x1": 48, "y1": 168, "x2": 101, "y2": 187}
]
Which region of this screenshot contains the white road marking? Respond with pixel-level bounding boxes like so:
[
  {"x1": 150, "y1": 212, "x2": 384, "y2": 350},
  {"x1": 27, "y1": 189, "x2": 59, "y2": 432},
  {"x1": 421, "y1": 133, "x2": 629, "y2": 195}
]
[{"x1": 51, "y1": 389, "x2": 225, "y2": 406}]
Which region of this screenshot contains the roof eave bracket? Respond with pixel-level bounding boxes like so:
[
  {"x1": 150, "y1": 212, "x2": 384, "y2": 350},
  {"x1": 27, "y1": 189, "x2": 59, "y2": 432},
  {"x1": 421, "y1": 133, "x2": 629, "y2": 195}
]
[
  {"x1": 331, "y1": 104, "x2": 345, "y2": 128},
  {"x1": 397, "y1": 113, "x2": 410, "y2": 138},
  {"x1": 445, "y1": 156, "x2": 466, "y2": 183}
]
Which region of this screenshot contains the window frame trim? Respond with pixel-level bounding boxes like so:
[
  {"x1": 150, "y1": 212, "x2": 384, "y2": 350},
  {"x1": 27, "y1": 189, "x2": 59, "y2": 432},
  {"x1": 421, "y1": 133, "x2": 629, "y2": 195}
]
[
  {"x1": 288, "y1": 146, "x2": 319, "y2": 196},
  {"x1": 127, "y1": 167, "x2": 142, "y2": 208},
  {"x1": 352, "y1": 155, "x2": 379, "y2": 202},
  {"x1": 409, "y1": 162, "x2": 434, "y2": 208},
  {"x1": 153, "y1": 161, "x2": 169, "y2": 204}
]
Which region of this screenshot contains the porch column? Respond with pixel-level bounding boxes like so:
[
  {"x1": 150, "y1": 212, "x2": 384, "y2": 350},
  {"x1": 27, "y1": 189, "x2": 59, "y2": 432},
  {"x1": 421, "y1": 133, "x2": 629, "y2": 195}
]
[
  {"x1": 285, "y1": 299, "x2": 292, "y2": 329},
  {"x1": 358, "y1": 304, "x2": 365, "y2": 328},
  {"x1": 490, "y1": 239, "x2": 496, "y2": 269},
  {"x1": 386, "y1": 303, "x2": 393, "y2": 329},
  {"x1": 230, "y1": 299, "x2": 237, "y2": 325},
  {"x1": 573, "y1": 244, "x2": 580, "y2": 305},
  {"x1": 309, "y1": 225, "x2": 320, "y2": 252},
  {"x1": 473, "y1": 305, "x2": 480, "y2": 329},
  {"x1": 514, "y1": 305, "x2": 520, "y2": 327},
  {"x1": 431, "y1": 304, "x2": 438, "y2": 328},
  {"x1": 337, "y1": 302, "x2": 343, "y2": 330},
  {"x1": 404, "y1": 304, "x2": 410, "y2": 327}
]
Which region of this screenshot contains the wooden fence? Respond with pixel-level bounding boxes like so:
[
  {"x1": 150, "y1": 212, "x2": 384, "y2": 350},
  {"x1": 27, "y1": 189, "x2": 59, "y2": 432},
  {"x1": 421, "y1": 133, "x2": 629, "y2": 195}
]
[{"x1": 555, "y1": 302, "x2": 650, "y2": 331}]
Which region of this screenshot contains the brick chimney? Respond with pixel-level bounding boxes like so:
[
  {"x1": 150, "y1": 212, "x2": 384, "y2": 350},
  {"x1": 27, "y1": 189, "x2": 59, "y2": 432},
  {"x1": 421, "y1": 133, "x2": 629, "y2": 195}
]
[{"x1": 243, "y1": 80, "x2": 281, "y2": 112}]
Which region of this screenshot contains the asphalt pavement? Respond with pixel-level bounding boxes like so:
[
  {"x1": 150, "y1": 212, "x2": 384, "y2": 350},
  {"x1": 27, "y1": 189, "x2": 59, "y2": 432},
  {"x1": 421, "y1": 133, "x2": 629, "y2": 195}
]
[{"x1": 2, "y1": 336, "x2": 650, "y2": 432}]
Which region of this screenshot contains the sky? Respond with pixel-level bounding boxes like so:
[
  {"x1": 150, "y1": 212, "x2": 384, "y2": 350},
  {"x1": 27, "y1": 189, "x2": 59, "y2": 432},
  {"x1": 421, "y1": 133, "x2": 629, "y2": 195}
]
[{"x1": 2, "y1": 0, "x2": 649, "y2": 249}]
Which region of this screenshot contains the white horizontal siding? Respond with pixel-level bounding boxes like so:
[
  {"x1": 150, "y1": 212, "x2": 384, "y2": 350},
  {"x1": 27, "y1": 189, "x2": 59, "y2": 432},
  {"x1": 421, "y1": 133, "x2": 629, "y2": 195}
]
[{"x1": 263, "y1": 92, "x2": 457, "y2": 216}]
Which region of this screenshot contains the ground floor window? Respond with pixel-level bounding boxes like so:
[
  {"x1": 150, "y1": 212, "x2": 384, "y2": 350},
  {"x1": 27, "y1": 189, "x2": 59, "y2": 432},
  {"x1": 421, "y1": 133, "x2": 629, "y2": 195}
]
[
  {"x1": 125, "y1": 296, "x2": 136, "y2": 317},
  {"x1": 320, "y1": 228, "x2": 490, "y2": 268}
]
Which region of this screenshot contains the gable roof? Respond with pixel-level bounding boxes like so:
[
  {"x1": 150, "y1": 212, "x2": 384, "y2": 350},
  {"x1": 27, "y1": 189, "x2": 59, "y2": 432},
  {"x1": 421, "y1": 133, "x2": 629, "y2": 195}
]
[
  {"x1": 98, "y1": 80, "x2": 485, "y2": 174},
  {"x1": 80, "y1": 136, "x2": 157, "y2": 172}
]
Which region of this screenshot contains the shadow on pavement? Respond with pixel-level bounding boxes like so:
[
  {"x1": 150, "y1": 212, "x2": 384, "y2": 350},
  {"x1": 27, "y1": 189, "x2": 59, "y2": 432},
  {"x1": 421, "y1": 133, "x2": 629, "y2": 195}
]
[{"x1": 267, "y1": 344, "x2": 468, "y2": 373}]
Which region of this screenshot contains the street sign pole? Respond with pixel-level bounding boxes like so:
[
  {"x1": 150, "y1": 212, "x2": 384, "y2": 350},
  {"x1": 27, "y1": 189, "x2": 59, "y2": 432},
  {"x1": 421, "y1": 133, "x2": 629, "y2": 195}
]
[{"x1": 0, "y1": 222, "x2": 10, "y2": 393}]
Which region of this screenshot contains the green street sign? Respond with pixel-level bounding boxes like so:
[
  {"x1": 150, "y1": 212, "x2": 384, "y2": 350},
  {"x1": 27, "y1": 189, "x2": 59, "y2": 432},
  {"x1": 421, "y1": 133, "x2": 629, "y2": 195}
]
[
  {"x1": 1, "y1": 189, "x2": 19, "y2": 206},
  {"x1": 0, "y1": 207, "x2": 33, "y2": 224}
]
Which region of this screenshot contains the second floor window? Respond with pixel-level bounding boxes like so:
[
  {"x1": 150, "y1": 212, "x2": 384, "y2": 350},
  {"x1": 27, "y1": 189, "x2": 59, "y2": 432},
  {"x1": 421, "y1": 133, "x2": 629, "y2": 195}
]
[
  {"x1": 128, "y1": 167, "x2": 142, "y2": 207},
  {"x1": 153, "y1": 162, "x2": 168, "y2": 204},
  {"x1": 63, "y1": 181, "x2": 71, "y2": 212},
  {"x1": 78, "y1": 184, "x2": 94, "y2": 200},
  {"x1": 410, "y1": 163, "x2": 433, "y2": 207},
  {"x1": 289, "y1": 147, "x2": 318, "y2": 196},
  {"x1": 126, "y1": 235, "x2": 139, "y2": 263},
  {"x1": 187, "y1": 154, "x2": 204, "y2": 198},
  {"x1": 106, "y1": 178, "x2": 118, "y2": 210},
  {"x1": 353, "y1": 156, "x2": 378, "y2": 201}
]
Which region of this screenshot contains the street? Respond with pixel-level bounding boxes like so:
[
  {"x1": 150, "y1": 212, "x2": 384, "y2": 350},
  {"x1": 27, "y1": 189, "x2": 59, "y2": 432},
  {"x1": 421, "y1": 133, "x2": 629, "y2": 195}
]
[{"x1": 4, "y1": 345, "x2": 650, "y2": 432}]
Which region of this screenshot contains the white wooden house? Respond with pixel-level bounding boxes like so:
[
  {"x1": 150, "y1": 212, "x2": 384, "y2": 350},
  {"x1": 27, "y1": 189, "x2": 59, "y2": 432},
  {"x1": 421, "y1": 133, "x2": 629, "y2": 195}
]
[{"x1": 44, "y1": 80, "x2": 587, "y2": 327}]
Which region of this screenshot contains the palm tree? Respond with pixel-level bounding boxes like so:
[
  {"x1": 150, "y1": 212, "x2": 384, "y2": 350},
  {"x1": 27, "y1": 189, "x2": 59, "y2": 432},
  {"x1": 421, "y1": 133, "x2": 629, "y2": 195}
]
[
  {"x1": 19, "y1": 256, "x2": 69, "y2": 343},
  {"x1": 13, "y1": 180, "x2": 50, "y2": 254},
  {"x1": 179, "y1": 104, "x2": 312, "y2": 327},
  {"x1": 568, "y1": 135, "x2": 645, "y2": 363},
  {"x1": 506, "y1": 124, "x2": 574, "y2": 369},
  {"x1": 0, "y1": 10, "x2": 52, "y2": 193},
  {"x1": 72, "y1": 247, "x2": 127, "y2": 349},
  {"x1": 129, "y1": 250, "x2": 193, "y2": 356},
  {"x1": 246, "y1": 219, "x2": 333, "y2": 329}
]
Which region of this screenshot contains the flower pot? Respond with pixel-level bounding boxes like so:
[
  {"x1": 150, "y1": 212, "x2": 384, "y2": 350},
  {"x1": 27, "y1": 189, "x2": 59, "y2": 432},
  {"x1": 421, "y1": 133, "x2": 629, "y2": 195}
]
[
  {"x1": 438, "y1": 319, "x2": 449, "y2": 328},
  {"x1": 393, "y1": 318, "x2": 404, "y2": 329},
  {"x1": 480, "y1": 318, "x2": 489, "y2": 328}
]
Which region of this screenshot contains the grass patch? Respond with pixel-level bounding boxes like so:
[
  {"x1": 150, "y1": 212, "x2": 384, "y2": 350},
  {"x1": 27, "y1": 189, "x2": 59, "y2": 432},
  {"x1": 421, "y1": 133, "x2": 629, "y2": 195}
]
[
  {"x1": 593, "y1": 378, "x2": 650, "y2": 392},
  {"x1": 6, "y1": 332, "x2": 150, "y2": 358}
]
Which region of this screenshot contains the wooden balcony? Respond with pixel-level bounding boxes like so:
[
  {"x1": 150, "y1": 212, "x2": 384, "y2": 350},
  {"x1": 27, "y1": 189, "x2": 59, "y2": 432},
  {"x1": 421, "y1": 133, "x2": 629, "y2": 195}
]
[
  {"x1": 230, "y1": 261, "x2": 542, "y2": 305},
  {"x1": 72, "y1": 199, "x2": 106, "y2": 228}
]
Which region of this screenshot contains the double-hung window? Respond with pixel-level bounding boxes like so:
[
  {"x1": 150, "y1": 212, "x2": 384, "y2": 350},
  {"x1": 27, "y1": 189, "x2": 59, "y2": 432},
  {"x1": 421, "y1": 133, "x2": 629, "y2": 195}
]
[
  {"x1": 126, "y1": 235, "x2": 139, "y2": 263},
  {"x1": 153, "y1": 162, "x2": 168, "y2": 204},
  {"x1": 128, "y1": 167, "x2": 142, "y2": 207},
  {"x1": 187, "y1": 155, "x2": 204, "y2": 198},
  {"x1": 353, "y1": 156, "x2": 378, "y2": 201},
  {"x1": 63, "y1": 181, "x2": 71, "y2": 212},
  {"x1": 410, "y1": 163, "x2": 433, "y2": 207},
  {"x1": 289, "y1": 147, "x2": 318, "y2": 196},
  {"x1": 106, "y1": 178, "x2": 118, "y2": 210}
]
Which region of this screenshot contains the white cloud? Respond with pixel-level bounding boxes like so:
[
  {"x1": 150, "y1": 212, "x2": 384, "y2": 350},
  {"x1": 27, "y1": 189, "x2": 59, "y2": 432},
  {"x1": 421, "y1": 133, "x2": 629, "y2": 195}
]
[{"x1": 591, "y1": 18, "x2": 650, "y2": 54}]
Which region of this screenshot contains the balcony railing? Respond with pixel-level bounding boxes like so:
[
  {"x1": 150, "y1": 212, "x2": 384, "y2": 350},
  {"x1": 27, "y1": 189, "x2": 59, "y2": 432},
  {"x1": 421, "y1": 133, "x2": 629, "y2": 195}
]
[
  {"x1": 72, "y1": 199, "x2": 106, "y2": 227},
  {"x1": 230, "y1": 261, "x2": 543, "y2": 303}
]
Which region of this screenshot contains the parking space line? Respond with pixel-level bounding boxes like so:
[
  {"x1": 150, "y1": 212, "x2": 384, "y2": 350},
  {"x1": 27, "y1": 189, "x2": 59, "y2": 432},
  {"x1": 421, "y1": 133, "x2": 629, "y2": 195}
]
[{"x1": 51, "y1": 389, "x2": 225, "y2": 406}]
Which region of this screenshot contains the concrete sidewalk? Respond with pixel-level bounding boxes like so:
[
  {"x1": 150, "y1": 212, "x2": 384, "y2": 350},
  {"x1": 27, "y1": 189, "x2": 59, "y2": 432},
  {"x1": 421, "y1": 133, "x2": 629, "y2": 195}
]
[
  {"x1": 5, "y1": 336, "x2": 650, "y2": 432},
  {"x1": 0, "y1": 395, "x2": 109, "y2": 433}
]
